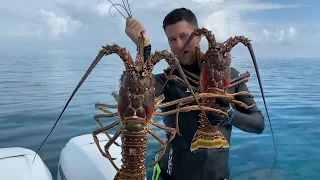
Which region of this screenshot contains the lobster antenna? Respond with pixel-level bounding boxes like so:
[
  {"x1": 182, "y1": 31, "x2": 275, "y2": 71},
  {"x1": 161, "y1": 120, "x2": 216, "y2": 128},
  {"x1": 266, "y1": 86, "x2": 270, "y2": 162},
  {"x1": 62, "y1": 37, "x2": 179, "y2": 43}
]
[
  {"x1": 247, "y1": 44, "x2": 277, "y2": 172},
  {"x1": 125, "y1": 0, "x2": 132, "y2": 17},
  {"x1": 121, "y1": 0, "x2": 132, "y2": 17},
  {"x1": 108, "y1": 0, "x2": 132, "y2": 19}
]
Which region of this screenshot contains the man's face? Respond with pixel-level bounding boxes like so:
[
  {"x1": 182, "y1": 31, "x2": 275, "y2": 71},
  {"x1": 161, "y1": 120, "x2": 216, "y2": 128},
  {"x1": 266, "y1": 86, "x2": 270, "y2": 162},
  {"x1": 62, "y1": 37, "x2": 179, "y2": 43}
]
[{"x1": 164, "y1": 20, "x2": 201, "y2": 66}]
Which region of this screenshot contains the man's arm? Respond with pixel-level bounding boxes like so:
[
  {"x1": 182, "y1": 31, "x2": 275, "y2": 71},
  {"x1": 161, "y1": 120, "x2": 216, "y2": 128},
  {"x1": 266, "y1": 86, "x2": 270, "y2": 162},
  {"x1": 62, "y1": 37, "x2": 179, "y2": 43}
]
[{"x1": 230, "y1": 68, "x2": 265, "y2": 134}]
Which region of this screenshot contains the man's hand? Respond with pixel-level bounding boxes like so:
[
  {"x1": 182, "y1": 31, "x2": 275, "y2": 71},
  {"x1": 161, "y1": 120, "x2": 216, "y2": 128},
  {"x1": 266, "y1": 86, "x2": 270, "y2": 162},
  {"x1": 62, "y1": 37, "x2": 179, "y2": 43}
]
[
  {"x1": 207, "y1": 98, "x2": 235, "y2": 126},
  {"x1": 125, "y1": 18, "x2": 150, "y2": 46}
]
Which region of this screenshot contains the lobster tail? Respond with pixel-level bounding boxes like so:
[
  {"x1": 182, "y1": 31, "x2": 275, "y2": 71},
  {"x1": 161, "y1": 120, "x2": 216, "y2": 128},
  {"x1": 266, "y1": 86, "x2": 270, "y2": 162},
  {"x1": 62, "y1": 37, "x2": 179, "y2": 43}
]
[
  {"x1": 190, "y1": 113, "x2": 229, "y2": 152},
  {"x1": 114, "y1": 131, "x2": 148, "y2": 180}
]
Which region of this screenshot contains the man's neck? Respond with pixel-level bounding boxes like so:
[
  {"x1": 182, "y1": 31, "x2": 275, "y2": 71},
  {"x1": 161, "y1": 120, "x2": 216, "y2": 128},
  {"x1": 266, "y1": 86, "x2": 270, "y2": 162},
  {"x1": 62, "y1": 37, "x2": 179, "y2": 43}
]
[{"x1": 181, "y1": 60, "x2": 200, "y2": 74}]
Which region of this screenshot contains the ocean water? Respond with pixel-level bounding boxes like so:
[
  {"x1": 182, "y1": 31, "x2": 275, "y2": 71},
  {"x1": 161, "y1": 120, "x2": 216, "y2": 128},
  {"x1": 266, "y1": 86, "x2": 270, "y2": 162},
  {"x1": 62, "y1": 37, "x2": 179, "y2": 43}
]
[{"x1": 1, "y1": 52, "x2": 320, "y2": 180}]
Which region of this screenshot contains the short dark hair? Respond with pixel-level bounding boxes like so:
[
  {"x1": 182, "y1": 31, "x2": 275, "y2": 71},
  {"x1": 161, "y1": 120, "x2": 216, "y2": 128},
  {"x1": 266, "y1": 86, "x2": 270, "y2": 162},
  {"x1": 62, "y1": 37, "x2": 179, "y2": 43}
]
[{"x1": 162, "y1": 7, "x2": 198, "y2": 30}]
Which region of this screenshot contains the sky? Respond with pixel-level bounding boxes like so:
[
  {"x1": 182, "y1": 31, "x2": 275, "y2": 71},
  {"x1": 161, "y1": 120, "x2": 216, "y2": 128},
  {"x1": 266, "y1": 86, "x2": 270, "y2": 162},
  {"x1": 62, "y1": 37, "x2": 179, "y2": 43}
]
[{"x1": 1, "y1": 0, "x2": 319, "y2": 59}]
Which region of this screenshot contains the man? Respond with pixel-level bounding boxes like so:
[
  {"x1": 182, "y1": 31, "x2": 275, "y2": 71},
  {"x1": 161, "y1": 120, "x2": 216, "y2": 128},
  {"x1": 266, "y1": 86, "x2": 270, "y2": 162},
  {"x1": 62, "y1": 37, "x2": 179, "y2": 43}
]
[{"x1": 125, "y1": 7, "x2": 265, "y2": 180}]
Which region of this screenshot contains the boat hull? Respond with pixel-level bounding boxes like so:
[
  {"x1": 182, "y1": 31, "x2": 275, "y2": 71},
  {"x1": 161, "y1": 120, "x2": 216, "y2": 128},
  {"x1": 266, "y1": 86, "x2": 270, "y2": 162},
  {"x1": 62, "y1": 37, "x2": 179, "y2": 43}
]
[
  {"x1": 57, "y1": 133, "x2": 123, "y2": 180},
  {"x1": 0, "y1": 147, "x2": 53, "y2": 180}
]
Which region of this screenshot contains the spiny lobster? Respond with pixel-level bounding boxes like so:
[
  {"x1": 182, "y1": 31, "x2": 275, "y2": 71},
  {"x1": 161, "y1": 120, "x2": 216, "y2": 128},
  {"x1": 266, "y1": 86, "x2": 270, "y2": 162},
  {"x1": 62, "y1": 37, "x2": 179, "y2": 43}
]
[{"x1": 160, "y1": 27, "x2": 277, "y2": 170}]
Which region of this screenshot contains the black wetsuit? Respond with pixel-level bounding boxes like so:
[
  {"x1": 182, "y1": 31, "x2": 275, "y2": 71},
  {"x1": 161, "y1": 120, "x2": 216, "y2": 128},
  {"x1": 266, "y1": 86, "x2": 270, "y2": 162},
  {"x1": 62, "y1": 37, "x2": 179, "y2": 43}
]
[{"x1": 143, "y1": 45, "x2": 265, "y2": 180}]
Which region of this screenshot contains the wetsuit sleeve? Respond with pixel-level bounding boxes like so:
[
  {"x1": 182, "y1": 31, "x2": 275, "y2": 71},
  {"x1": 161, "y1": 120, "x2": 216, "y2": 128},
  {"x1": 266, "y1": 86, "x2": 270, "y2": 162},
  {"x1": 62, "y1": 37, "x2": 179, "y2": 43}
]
[
  {"x1": 143, "y1": 44, "x2": 152, "y2": 62},
  {"x1": 143, "y1": 44, "x2": 167, "y2": 96},
  {"x1": 230, "y1": 68, "x2": 265, "y2": 134}
]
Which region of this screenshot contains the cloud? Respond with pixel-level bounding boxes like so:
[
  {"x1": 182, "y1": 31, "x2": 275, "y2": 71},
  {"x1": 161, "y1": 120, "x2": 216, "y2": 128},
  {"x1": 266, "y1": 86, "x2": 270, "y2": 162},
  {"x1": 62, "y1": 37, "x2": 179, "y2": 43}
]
[
  {"x1": 261, "y1": 27, "x2": 298, "y2": 45},
  {"x1": 203, "y1": 10, "x2": 250, "y2": 41},
  {"x1": 38, "y1": 9, "x2": 83, "y2": 39},
  {"x1": 221, "y1": 1, "x2": 301, "y2": 12},
  {"x1": 201, "y1": 10, "x2": 299, "y2": 46},
  {"x1": 196, "y1": 0, "x2": 301, "y2": 45},
  {"x1": 96, "y1": 2, "x2": 121, "y2": 18},
  {"x1": 1, "y1": 0, "x2": 319, "y2": 58}
]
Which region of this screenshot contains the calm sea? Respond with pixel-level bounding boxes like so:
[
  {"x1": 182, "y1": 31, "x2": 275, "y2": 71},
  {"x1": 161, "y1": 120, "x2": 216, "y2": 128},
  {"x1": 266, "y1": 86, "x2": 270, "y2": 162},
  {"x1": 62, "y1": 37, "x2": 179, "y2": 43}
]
[{"x1": 1, "y1": 52, "x2": 319, "y2": 180}]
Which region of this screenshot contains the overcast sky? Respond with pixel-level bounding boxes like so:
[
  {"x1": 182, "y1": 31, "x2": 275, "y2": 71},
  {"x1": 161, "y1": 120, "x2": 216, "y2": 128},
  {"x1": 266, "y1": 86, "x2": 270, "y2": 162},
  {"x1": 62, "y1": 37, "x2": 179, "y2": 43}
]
[{"x1": 1, "y1": 0, "x2": 319, "y2": 58}]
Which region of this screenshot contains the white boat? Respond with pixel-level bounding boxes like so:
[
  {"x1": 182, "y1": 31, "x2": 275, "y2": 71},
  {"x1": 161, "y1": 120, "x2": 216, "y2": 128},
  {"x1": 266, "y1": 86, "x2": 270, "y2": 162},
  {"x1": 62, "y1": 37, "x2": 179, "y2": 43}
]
[
  {"x1": 57, "y1": 133, "x2": 125, "y2": 180},
  {"x1": 0, "y1": 147, "x2": 53, "y2": 180}
]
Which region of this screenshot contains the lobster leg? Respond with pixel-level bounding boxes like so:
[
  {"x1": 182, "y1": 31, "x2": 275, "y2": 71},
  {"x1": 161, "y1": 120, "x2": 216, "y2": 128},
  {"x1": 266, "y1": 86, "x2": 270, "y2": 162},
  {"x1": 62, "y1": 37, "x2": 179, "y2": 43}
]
[
  {"x1": 192, "y1": 92, "x2": 256, "y2": 110},
  {"x1": 145, "y1": 128, "x2": 172, "y2": 168},
  {"x1": 150, "y1": 120, "x2": 176, "y2": 135},
  {"x1": 95, "y1": 103, "x2": 118, "y2": 110},
  {"x1": 226, "y1": 91, "x2": 256, "y2": 109},
  {"x1": 93, "y1": 114, "x2": 120, "y2": 147},
  {"x1": 92, "y1": 124, "x2": 122, "y2": 171},
  {"x1": 93, "y1": 89, "x2": 126, "y2": 148},
  {"x1": 154, "y1": 105, "x2": 228, "y2": 117},
  {"x1": 156, "y1": 101, "x2": 195, "y2": 139},
  {"x1": 173, "y1": 103, "x2": 183, "y2": 137},
  {"x1": 147, "y1": 128, "x2": 166, "y2": 150},
  {"x1": 149, "y1": 120, "x2": 178, "y2": 153},
  {"x1": 111, "y1": 91, "x2": 119, "y2": 102},
  {"x1": 93, "y1": 113, "x2": 118, "y2": 125},
  {"x1": 146, "y1": 129, "x2": 177, "y2": 168},
  {"x1": 94, "y1": 91, "x2": 120, "y2": 111},
  {"x1": 230, "y1": 100, "x2": 256, "y2": 109},
  {"x1": 155, "y1": 94, "x2": 166, "y2": 107}
]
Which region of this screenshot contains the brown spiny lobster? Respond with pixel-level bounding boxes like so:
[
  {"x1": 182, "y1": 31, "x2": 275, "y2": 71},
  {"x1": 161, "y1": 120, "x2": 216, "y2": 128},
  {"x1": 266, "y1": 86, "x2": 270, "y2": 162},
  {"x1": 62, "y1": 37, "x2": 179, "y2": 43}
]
[{"x1": 160, "y1": 27, "x2": 277, "y2": 170}]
